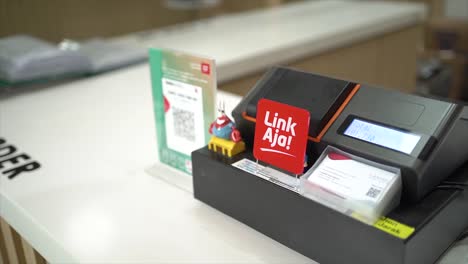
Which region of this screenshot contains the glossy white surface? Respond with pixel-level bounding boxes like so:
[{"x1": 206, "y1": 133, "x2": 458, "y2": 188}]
[
  {"x1": 1, "y1": 66, "x2": 465, "y2": 264},
  {"x1": 1, "y1": 68, "x2": 465, "y2": 264},
  {"x1": 113, "y1": 0, "x2": 426, "y2": 83},
  {"x1": 0, "y1": 1, "x2": 428, "y2": 263},
  {"x1": 0, "y1": 64, "x2": 314, "y2": 263}
]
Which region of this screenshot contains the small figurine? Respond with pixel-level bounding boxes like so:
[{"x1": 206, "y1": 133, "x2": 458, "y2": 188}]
[
  {"x1": 209, "y1": 112, "x2": 242, "y2": 142},
  {"x1": 208, "y1": 103, "x2": 245, "y2": 157}
]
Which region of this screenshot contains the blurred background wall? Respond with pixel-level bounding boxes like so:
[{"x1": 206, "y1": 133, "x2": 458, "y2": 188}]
[
  {"x1": 2, "y1": 0, "x2": 466, "y2": 45},
  {"x1": 1, "y1": 0, "x2": 467, "y2": 99},
  {"x1": 0, "y1": 0, "x2": 299, "y2": 42}
]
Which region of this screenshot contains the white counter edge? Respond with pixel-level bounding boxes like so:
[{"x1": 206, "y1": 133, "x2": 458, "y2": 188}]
[{"x1": 1, "y1": 192, "x2": 77, "y2": 263}]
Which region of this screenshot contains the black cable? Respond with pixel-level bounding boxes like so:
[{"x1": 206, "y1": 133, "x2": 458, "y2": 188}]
[
  {"x1": 442, "y1": 181, "x2": 468, "y2": 187},
  {"x1": 457, "y1": 230, "x2": 468, "y2": 242},
  {"x1": 437, "y1": 180, "x2": 468, "y2": 192},
  {"x1": 436, "y1": 185, "x2": 465, "y2": 191}
]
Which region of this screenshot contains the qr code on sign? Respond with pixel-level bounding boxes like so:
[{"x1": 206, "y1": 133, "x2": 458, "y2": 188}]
[
  {"x1": 366, "y1": 187, "x2": 382, "y2": 198},
  {"x1": 172, "y1": 107, "x2": 195, "y2": 142}
]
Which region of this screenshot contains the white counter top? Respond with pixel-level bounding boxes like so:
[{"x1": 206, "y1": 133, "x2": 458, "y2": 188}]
[
  {"x1": 0, "y1": 64, "x2": 314, "y2": 263},
  {"x1": 114, "y1": 0, "x2": 426, "y2": 83},
  {"x1": 0, "y1": 1, "x2": 431, "y2": 263},
  {"x1": 1, "y1": 64, "x2": 466, "y2": 264}
]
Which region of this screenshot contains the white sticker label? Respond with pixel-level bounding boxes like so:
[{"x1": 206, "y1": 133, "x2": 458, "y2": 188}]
[
  {"x1": 232, "y1": 159, "x2": 267, "y2": 179},
  {"x1": 307, "y1": 154, "x2": 398, "y2": 202},
  {"x1": 163, "y1": 78, "x2": 205, "y2": 156},
  {"x1": 257, "y1": 167, "x2": 300, "y2": 190},
  {"x1": 232, "y1": 159, "x2": 299, "y2": 191}
]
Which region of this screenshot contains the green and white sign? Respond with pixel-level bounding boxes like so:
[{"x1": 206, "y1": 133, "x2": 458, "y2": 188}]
[{"x1": 149, "y1": 49, "x2": 216, "y2": 174}]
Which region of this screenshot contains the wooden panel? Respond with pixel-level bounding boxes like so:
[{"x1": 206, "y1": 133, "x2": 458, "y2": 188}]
[
  {"x1": 20, "y1": 238, "x2": 46, "y2": 264},
  {"x1": 0, "y1": 0, "x2": 293, "y2": 42},
  {"x1": 20, "y1": 239, "x2": 37, "y2": 264},
  {"x1": 10, "y1": 228, "x2": 26, "y2": 264},
  {"x1": 290, "y1": 33, "x2": 379, "y2": 87},
  {"x1": 0, "y1": 218, "x2": 19, "y2": 264},
  {"x1": 0, "y1": 0, "x2": 195, "y2": 42},
  {"x1": 0, "y1": 219, "x2": 8, "y2": 264},
  {"x1": 220, "y1": 25, "x2": 422, "y2": 96},
  {"x1": 375, "y1": 25, "x2": 422, "y2": 92},
  {"x1": 0, "y1": 217, "x2": 48, "y2": 264},
  {"x1": 219, "y1": 73, "x2": 264, "y2": 96},
  {"x1": 34, "y1": 251, "x2": 47, "y2": 264},
  {"x1": 0, "y1": 0, "x2": 5, "y2": 38}
]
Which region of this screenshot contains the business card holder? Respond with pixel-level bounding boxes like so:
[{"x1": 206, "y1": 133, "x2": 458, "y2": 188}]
[{"x1": 300, "y1": 146, "x2": 402, "y2": 225}]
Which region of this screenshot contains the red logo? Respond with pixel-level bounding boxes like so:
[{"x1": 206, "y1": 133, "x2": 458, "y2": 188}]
[
  {"x1": 253, "y1": 99, "x2": 310, "y2": 174},
  {"x1": 201, "y1": 63, "x2": 210, "y2": 75}
]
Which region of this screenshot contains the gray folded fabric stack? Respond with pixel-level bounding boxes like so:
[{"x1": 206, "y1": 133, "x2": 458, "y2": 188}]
[
  {"x1": 0, "y1": 35, "x2": 91, "y2": 83},
  {"x1": 0, "y1": 35, "x2": 147, "y2": 85},
  {"x1": 78, "y1": 38, "x2": 147, "y2": 73}
]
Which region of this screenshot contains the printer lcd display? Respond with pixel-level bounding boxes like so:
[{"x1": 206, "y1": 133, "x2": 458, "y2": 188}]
[{"x1": 343, "y1": 118, "x2": 421, "y2": 154}]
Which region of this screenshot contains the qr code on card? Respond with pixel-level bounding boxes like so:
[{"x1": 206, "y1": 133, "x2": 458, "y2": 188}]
[
  {"x1": 366, "y1": 187, "x2": 382, "y2": 198},
  {"x1": 172, "y1": 107, "x2": 195, "y2": 142}
]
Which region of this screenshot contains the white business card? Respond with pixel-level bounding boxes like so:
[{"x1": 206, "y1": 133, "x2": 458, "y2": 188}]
[{"x1": 307, "y1": 152, "x2": 398, "y2": 202}]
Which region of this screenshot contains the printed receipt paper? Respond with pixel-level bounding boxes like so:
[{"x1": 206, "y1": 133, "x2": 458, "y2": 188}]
[{"x1": 307, "y1": 153, "x2": 397, "y2": 203}]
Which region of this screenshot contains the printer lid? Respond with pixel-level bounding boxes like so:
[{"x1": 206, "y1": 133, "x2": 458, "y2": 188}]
[{"x1": 243, "y1": 67, "x2": 359, "y2": 140}]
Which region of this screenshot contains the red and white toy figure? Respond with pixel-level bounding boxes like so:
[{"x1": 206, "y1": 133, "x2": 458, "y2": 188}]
[
  {"x1": 209, "y1": 112, "x2": 242, "y2": 142},
  {"x1": 208, "y1": 102, "x2": 245, "y2": 157}
]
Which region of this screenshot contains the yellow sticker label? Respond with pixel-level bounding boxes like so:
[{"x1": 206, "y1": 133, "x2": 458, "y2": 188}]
[{"x1": 373, "y1": 217, "x2": 415, "y2": 239}]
